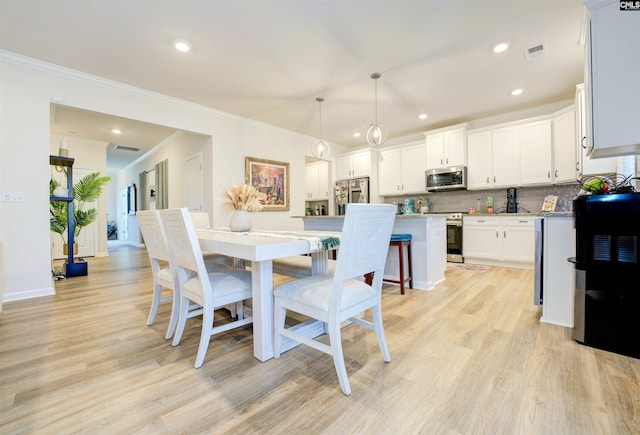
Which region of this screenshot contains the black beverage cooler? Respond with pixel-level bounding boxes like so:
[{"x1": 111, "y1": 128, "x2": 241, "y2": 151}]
[{"x1": 571, "y1": 193, "x2": 640, "y2": 359}]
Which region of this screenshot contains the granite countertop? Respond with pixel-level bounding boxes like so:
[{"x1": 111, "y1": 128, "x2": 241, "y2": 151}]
[
  {"x1": 537, "y1": 211, "x2": 574, "y2": 218},
  {"x1": 295, "y1": 212, "x2": 573, "y2": 219}
]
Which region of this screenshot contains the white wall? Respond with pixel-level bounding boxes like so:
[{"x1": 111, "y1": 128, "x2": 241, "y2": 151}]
[{"x1": 0, "y1": 51, "x2": 344, "y2": 302}]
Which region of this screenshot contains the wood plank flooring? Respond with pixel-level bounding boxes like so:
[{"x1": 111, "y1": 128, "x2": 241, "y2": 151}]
[{"x1": 1, "y1": 244, "x2": 639, "y2": 434}]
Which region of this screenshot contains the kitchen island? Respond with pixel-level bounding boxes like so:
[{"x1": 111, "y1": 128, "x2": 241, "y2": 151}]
[{"x1": 294, "y1": 214, "x2": 447, "y2": 290}]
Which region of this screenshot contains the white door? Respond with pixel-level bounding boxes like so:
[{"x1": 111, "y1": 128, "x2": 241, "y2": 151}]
[
  {"x1": 51, "y1": 167, "x2": 97, "y2": 259},
  {"x1": 120, "y1": 187, "x2": 128, "y2": 242},
  {"x1": 185, "y1": 153, "x2": 203, "y2": 211}
]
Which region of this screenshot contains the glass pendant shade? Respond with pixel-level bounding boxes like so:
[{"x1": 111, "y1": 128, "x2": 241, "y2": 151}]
[
  {"x1": 366, "y1": 72, "x2": 388, "y2": 147},
  {"x1": 311, "y1": 138, "x2": 330, "y2": 158},
  {"x1": 366, "y1": 123, "x2": 388, "y2": 146},
  {"x1": 311, "y1": 97, "x2": 330, "y2": 158}
]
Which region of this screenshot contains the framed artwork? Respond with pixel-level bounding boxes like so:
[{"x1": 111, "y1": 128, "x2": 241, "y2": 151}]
[{"x1": 245, "y1": 156, "x2": 290, "y2": 211}]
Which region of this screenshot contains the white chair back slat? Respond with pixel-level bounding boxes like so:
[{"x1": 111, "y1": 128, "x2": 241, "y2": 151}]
[
  {"x1": 160, "y1": 208, "x2": 207, "y2": 282},
  {"x1": 333, "y1": 204, "x2": 396, "y2": 282}
]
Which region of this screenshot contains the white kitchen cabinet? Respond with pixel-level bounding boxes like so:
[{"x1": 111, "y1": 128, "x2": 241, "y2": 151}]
[
  {"x1": 584, "y1": 0, "x2": 640, "y2": 158},
  {"x1": 378, "y1": 141, "x2": 426, "y2": 195},
  {"x1": 463, "y1": 215, "x2": 537, "y2": 268},
  {"x1": 467, "y1": 125, "x2": 519, "y2": 190},
  {"x1": 520, "y1": 119, "x2": 552, "y2": 186},
  {"x1": 500, "y1": 217, "x2": 536, "y2": 263},
  {"x1": 425, "y1": 125, "x2": 466, "y2": 170},
  {"x1": 491, "y1": 125, "x2": 520, "y2": 187},
  {"x1": 552, "y1": 106, "x2": 579, "y2": 184},
  {"x1": 462, "y1": 216, "x2": 500, "y2": 260},
  {"x1": 304, "y1": 161, "x2": 329, "y2": 200},
  {"x1": 575, "y1": 83, "x2": 617, "y2": 176},
  {"x1": 337, "y1": 150, "x2": 370, "y2": 179},
  {"x1": 466, "y1": 130, "x2": 493, "y2": 189}
]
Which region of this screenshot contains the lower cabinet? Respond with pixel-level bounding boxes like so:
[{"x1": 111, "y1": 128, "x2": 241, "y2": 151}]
[{"x1": 463, "y1": 215, "x2": 537, "y2": 269}]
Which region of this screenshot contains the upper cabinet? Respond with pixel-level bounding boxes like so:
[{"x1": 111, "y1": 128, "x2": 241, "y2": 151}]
[
  {"x1": 584, "y1": 0, "x2": 640, "y2": 158},
  {"x1": 467, "y1": 116, "x2": 557, "y2": 189},
  {"x1": 466, "y1": 130, "x2": 493, "y2": 189},
  {"x1": 491, "y1": 125, "x2": 521, "y2": 187},
  {"x1": 425, "y1": 125, "x2": 466, "y2": 170},
  {"x1": 467, "y1": 124, "x2": 520, "y2": 190},
  {"x1": 336, "y1": 149, "x2": 371, "y2": 179},
  {"x1": 519, "y1": 119, "x2": 552, "y2": 185},
  {"x1": 378, "y1": 141, "x2": 427, "y2": 196},
  {"x1": 551, "y1": 106, "x2": 579, "y2": 184},
  {"x1": 575, "y1": 83, "x2": 617, "y2": 176},
  {"x1": 305, "y1": 161, "x2": 329, "y2": 200}
]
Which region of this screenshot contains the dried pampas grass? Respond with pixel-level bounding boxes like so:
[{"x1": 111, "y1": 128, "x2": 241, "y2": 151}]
[{"x1": 224, "y1": 184, "x2": 266, "y2": 211}]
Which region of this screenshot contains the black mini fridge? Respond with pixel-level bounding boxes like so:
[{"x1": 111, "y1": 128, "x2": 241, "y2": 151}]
[{"x1": 571, "y1": 192, "x2": 640, "y2": 359}]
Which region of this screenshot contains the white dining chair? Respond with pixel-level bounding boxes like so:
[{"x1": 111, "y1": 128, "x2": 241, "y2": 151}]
[
  {"x1": 273, "y1": 203, "x2": 396, "y2": 395},
  {"x1": 137, "y1": 210, "x2": 232, "y2": 340},
  {"x1": 189, "y1": 210, "x2": 233, "y2": 266},
  {"x1": 136, "y1": 210, "x2": 183, "y2": 340},
  {"x1": 159, "y1": 208, "x2": 254, "y2": 368}
]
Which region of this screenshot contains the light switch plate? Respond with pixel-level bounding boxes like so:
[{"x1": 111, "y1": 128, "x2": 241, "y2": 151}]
[{"x1": 2, "y1": 191, "x2": 25, "y2": 202}]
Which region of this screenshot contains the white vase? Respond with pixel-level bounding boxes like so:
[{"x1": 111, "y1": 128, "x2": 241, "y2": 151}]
[{"x1": 229, "y1": 210, "x2": 251, "y2": 232}]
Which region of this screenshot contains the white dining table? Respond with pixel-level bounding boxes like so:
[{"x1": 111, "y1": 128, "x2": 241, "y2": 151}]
[{"x1": 196, "y1": 228, "x2": 341, "y2": 362}]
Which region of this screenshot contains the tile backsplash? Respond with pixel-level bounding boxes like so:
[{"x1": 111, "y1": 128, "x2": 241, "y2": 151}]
[{"x1": 384, "y1": 183, "x2": 580, "y2": 214}]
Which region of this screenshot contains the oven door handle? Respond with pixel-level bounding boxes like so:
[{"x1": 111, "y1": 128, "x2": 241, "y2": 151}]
[{"x1": 447, "y1": 221, "x2": 462, "y2": 227}]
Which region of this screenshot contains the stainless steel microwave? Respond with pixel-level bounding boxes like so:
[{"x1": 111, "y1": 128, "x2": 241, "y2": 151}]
[{"x1": 425, "y1": 166, "x2": 467, "y2": 192}]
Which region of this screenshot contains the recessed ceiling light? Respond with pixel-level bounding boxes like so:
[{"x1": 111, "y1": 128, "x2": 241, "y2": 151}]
[
  {"x1": 493, "y1": 42, "x2": 509, "y2": 53},
  {"x1": 353, "y1": 132, "x2": 361, "y2": 138},
  {"x1": 112, "y1": 128, "x2": 122, "y2": 134},
  {"x1": 174, "y1": 40, "x2": 191, "y2": 52},
  {"x1": 418, "y1": 113, "x2": 428, "y2": 120},
  {"x1": 511, "y1": 89, "x2": 523, "y2": 96}
]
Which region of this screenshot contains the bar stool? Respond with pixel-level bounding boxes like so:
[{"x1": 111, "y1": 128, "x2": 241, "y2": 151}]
[{"x1": 382, "y1": 234, "x2": 413, "y2": 294}]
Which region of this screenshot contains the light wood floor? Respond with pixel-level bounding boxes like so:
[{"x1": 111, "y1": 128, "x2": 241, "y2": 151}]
[{"x1": 1, "y1": 245, "x2": 639, "y2": 434}]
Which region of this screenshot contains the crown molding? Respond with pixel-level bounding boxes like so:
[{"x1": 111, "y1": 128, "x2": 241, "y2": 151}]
[{"x1": 0, "y1": 50, "x2": 239, "y2": 121}]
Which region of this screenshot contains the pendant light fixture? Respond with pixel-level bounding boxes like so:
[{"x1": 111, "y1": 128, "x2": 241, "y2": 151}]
[
  {"x1": 311, "y1": 97, "x2": 330, "y2": 158},
  {"x1": 366, "y1": 72, "x2": 388, "y2": 147}
]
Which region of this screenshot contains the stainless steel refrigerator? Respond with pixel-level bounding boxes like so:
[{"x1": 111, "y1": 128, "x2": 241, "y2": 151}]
[{"x1": 335, "y1": 177, "x2": 369, "y2": 215}]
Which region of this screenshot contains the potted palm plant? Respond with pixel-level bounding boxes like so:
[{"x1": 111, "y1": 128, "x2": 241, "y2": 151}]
[{"x1": 50, "y1": 172, "x2": 112, "y2": 255}]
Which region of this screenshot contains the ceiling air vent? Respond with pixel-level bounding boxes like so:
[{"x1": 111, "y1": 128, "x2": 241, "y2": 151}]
[
  {"x1": 113, "y1": 144, "x2": 140, "y2": 152},
  {"x1": 525, "y1": 43, "x2": 546, "y2": 60}
]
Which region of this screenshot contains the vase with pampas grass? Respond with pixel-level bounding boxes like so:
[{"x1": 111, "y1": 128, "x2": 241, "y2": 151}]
[{"x1": 224, "y1": 184, "x2": 266, "y2": 232}]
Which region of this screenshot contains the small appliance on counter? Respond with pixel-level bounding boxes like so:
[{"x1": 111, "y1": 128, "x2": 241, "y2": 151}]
[
  {"x1": 403, "y1": 199, "x2": 414, "y2": 214},
  {"x1": 507, "y1": 187, "x2": 518, "y2": 213}
]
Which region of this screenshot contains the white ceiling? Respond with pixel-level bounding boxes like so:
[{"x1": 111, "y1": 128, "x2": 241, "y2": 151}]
[{"x1": 0, "y1": 0, "x2": 586, "y2": 173}]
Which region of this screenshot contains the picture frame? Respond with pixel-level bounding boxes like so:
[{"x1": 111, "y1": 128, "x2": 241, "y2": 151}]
[{"x1": 245, "y1": 156, "x2": 290, "y2": 211}]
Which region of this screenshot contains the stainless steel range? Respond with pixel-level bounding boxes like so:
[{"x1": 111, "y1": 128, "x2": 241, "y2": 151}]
[{"x1": 446, "y1": 212, "x2": 464, "y2": 263}]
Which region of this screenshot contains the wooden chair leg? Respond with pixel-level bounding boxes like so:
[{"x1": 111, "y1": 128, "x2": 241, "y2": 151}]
[
  {"x1": 406, "y1": 240, "x2": 413, "y2": 290},
  {"x1": 398, "y1": 242, "x2": 405, "y2": 295}
]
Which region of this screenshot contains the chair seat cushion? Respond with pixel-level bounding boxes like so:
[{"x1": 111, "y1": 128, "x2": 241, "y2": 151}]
[
  {"x1": 390, "y1": 234, "x2": 412, "y2": 242},
  {"x1": 157, "y1": 267, "x2": 173, "y2": 283},
  {"x1": 183, "y1": 270, "x2": 252, "y2": 300},
  {"x1": 274, "y1": 274, "x2": 375, "y2": 312}
]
